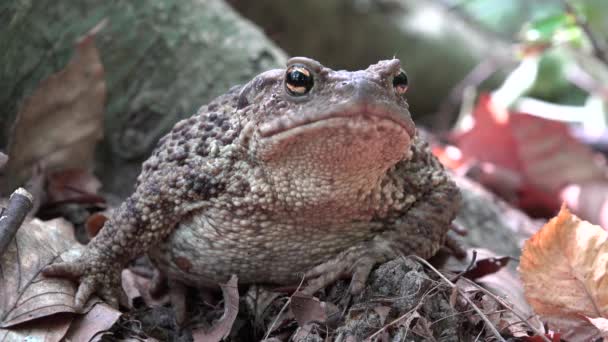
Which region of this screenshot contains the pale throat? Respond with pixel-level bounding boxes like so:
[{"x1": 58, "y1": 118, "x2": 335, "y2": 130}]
[
  {"x1": 263, "y1": 151, "x2": 403, "y2": 220},
  {"x1": 255, "y1": 121, "x2": 412, "y2": 216}
]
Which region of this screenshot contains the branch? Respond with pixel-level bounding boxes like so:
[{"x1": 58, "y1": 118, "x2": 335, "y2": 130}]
[
  {"x1": 0, "y1": 152, "x2": 7, "y2": 170},
  {"x1": 412, "y1": 255, "x2": 551, "y2": 342},
  {"x1": 411, "y1": 255, "x2": 508, "y2": 342},
  {"x1": 565, "y1": 64, "x2": 608, "y2": 100},
  {"x1": 435, "y1": 58, "x2": 502, "y2": 130},
  {"x1": 0, "y1": 187, "x2": 33, "y2": 257},
  {"x1": 461, "y1": 277, "x2": 549, "y2": 341},
  {"x1": 562, "y1": 0, "x2": 608, "y2": 65}
]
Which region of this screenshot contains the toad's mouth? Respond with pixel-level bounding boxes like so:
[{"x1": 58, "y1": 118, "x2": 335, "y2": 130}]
[{"x1": 258, "y1": 102, "x2": 415, "y2": 138}]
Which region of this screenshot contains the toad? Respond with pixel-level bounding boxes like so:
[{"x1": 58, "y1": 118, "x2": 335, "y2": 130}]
[{"x1": 43, "y1": 57, "x2": 461, "y2": 308}]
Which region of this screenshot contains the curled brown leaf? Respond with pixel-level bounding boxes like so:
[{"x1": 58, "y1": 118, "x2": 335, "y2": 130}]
[{"x1": 520, "y1": 205, "x2": 608, "y2": 340}]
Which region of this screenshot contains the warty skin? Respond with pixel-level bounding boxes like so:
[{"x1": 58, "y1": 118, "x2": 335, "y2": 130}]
[{"x1": 43, "y1": 57, "x2": 461, "y2": 308}]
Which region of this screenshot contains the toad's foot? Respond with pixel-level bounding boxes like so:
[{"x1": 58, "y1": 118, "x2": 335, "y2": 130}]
[
  {"x1": 303, "y1": 241, "x2": 394, "y2": 295},
  {"x1": 42, "y1": 253, "x2": 125, "y2": 309}
]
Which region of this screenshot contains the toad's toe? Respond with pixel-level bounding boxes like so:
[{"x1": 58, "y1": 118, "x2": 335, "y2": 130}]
[{"x1": 303, "y1": 246, "x2": 387, "y2": 295}]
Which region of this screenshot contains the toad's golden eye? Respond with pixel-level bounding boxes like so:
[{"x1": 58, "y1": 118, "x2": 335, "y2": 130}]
[
  {"x1": 393, "y1": 69, "x2": 409, "y2": 95},
  {"x1": 285, "y1": 65, "x2": 314, "y2": 96}
]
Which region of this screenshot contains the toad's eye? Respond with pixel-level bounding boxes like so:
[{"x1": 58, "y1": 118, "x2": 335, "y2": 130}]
[
  {"x1": 285, "y1": 65, "x2": 314, "y2": 96},
  {"x1": 393, "y1": 69, "x2": 408, "y2": 95}
]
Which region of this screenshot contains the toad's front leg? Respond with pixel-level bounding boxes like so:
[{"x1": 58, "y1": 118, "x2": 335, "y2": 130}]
[
  {"x1": 42, "y1": 156, "x2": 218, "y2": 308},
  {"x1": 42, "y1": 189, "x2": 184, "y2": 308},
  {"x1": 304, "y1": 144, "x2": 461, "y2": 295}
]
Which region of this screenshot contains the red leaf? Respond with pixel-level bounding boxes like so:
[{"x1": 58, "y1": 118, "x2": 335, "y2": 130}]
[
  {"x1": 441, "y1": 92, "x2": 608, "y2": 214},
  {"x1": 521, "y1": 332, "x2": 561, "y2": 342},
  {"x1": 85, "y1": 212, "x2": 108, "y2": 238},
  {"x1": 47, "y1": 168, "x2": 104, "y2": 204},
  {"x1": 453, "y1": 93, "x2": 522, "y2": 172},
  {"x1": 461, "y1": 256, "x2": 511, "y2": 281}
]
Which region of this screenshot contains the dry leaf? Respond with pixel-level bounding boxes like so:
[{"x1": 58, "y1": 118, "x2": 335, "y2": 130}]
[
  {"x1": 244, "y1": 285, "x2": 283, "y2": 327},
  {"x1": 519, "y1": 205, "x2": 608, "y2": 340},
  {"x1": 372, "y1": 306, "x2": 391, "y2": 326},
  {"x1": 585, "y1": 316, "x2": 608, "y2": 338},
  {"x1": 293, "y1": 322, "x2": 324, "y2": 340},
  {"x1": 289, "y1": 292, "x2": 328, "y2": 327},
  {"x1": 121, "y1": 269, "x2": 168, "y2": 309},
  {"x1": 192, "y1": 275, "x2": 239, "y2": 342},
  {"x1": 46, "y1": 168, "x2": 104, "y2": 205},
  {"x1": 521, "y1": 331, "x2": 561, "y2": 342},
  {"x1": 409, "y1": 314, "x2": 436, "y2": 342},
  {"x1": 0, "y1": 218, "x2": 96, "y2": 328},
  {"x1": 561, "y1": 182, "x2": 608, "y2": 230},
  {"x1": 479, "y1": 295, "x2": 501, "y2": 327},
  {"x1": 0, "y1": 315, "x2": 72, "y2": 342},
  {"x1": 448, "y1": 248, "x2": 538, "y2": 325},
  {"x1": 86, "y1": 212, "x2": 109, "y2": 238},
  {"x1": 5, "y1": 22, "x2": 105, "y2": 190},
  {"x1": 121, "y1": 269, "x2": 146, "y2": 310},
  {"x1": 461, "y1": 256, "x2": 511, "y2": 281},
  {"x1": 63, "y1": 303, "x2": 121, "y2": 342},
  {"x1": 497, "y1": 311, "x2": 536, "y2": 338}
]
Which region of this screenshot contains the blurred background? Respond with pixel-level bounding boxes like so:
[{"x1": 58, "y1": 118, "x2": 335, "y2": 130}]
[
  {"x1": 2, "y1": 2, "x2": 608, "y2": 340},
  {"x1": 1, "y1": 0, "x2": 608, "y2": 226}
]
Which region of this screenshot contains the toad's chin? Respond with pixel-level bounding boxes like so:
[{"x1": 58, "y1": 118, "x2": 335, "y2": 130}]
[{"x1": 254, "y1": 114, "x2": 413, "y2": 177}]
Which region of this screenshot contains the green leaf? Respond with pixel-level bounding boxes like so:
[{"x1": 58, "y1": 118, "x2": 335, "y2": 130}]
[{"x1": 522, "y1": 13, "x2": 582, "y2": 45}]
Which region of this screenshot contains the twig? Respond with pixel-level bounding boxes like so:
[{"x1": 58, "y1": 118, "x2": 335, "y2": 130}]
[
  {"x1": 450, "y1": 250, "x2": 477, "y2": 283},
  {"x1": 450, "y1": 221, "x2": 468, "y2": 236},
  {"x1": 0, "y1": 187, "x2": 33, "y2": 257},
  {"x1": 410, "y1": 255, "x2": 507, "y2": 342},
  {"x1": 460, "y1": 277, "x2": 550, "y2": 342},
  {"x1": 491, "y1": 55, "x2": 540, "y2": 108},
  {"x1": 514, "y1": 96, "x2": 591, "y2": 123},
  {"x1": 23, "y1": 163, "x2": 45, "y2": 217},
  {"x1": 562, "y1": 0, "x2": 608, "y2": 65},
  {"x1": 435, "y1": 58, "x2": 501, "y2": 131},
  {"x1": 565, "y1": 63, "x2": 608, "y2": 100},
  {"x1": 263, "y1": 275, "x2": 306, "y2": 340},
  {"x1": 0, "y1": 152, "x2": 7, "y2": 171},
  {"x1": 365, "y1": 284, "x2": 439, "y2": 341},
  {"x1": 430, "y1": 308, "x2": 505, "y2": 326}
]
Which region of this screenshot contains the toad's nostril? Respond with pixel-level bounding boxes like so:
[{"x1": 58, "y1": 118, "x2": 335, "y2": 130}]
[
  {"x1": 337, "y1": 81, "x2": 354, "y2": 93},
  {"x1": 352, "y1": 78, "x2": 383, "y2": 103}
]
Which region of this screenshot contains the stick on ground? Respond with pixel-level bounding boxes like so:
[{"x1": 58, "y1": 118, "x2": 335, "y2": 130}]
[
  {"x1": 0, "y1": 187, "x2": 33, "y2": 256},
  {"x1": 0, "y1": 152, "x2": 7, "y2": 170},
  {"x1": 411, "y1": 255, "x2": 551, "y2": 342},
  {"x1": 411, "y1": 255, "x2": 508, "y2": 342}
]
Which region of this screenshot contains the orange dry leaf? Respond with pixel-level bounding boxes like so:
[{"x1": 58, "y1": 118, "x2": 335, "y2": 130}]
[
  {"x1": 586, "y1": 316, "x2": 608, "y2": 338},
  {"x1": 519, "y1": 205, "x2": 608, "y2": 340}
]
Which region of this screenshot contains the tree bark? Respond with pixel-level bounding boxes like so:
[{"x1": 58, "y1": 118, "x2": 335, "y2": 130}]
[{"x1": 0, "y1": 0, "x2": 286, "y2": 197}]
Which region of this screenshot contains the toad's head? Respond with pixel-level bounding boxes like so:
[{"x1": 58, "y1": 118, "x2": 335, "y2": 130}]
[{"x1": 237, "y1": 57, "x2": 415, "y2": 198}]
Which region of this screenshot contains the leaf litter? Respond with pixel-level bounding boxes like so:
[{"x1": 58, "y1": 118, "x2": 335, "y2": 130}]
[{"x1": 3, "y1": 11, "x2": 608, "y2": 342}]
